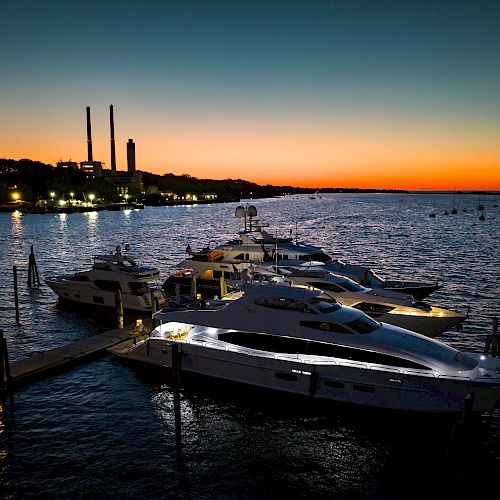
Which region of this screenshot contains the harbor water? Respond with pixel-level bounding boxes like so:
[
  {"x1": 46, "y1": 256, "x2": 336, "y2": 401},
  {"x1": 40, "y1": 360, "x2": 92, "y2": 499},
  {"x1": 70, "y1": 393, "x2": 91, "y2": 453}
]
[{"x1": 0, "y1": 193, "x2": 499, "y2": 498}]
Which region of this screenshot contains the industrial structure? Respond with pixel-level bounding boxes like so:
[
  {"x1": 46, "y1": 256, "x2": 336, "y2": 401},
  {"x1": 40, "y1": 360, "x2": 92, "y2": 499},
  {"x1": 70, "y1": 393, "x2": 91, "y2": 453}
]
[{"x1": 57, "y1": 105, "x2": 143, "y2": 195}]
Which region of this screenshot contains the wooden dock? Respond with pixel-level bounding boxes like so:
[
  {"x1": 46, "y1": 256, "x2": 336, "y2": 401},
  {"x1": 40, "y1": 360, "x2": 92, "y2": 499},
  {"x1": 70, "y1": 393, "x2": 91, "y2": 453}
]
[{"x1": 4, "y1": 319, "x2": 153, "y2": 388}]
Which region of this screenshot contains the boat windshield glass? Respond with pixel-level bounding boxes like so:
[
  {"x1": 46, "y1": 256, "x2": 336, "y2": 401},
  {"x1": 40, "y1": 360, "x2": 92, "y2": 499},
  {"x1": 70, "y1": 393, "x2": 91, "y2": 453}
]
[
  {"x1": 309, "y1": 297, "x2": 341, "y2": 313},
  {"x1": 338, "y1": 279, "x2": 364, "y2": 292},
  {"x1": 345, "y1": 315, "x2": 380, "y2": 334}
]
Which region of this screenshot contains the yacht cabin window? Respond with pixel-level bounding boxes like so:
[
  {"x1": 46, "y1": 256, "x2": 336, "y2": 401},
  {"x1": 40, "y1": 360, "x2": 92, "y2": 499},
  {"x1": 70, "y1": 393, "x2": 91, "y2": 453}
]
[
  {"x1": 353, "y1": 303, "x2": 395, "y2": 317},
  {"x1": 71, "y1": 275, "x2": 91, "y2": 281},
  {"x1": 217, "y1": 331, "x2": 430, "y2": 370},
  {"x1": 94, "y1": 280, "x2": 122, "y2": 292},
  {"x1": 255, "y1": 296, "x2": 312, "y2": 312},
  {"x1": 345, "y1": 316, "x2": 379, "y2": 334},
  {"x1": 300, "y1": 321, "x2": 351, "y2": 334},
  {"x1": 338, "y1": 280, "x2": 364, "y2": 292},
  {"x1": 308, "y1": 282, "x2": 345, "y2": 293},
  {"x1": 129, "y1": 282, "x2": 148, "y2": 295}
]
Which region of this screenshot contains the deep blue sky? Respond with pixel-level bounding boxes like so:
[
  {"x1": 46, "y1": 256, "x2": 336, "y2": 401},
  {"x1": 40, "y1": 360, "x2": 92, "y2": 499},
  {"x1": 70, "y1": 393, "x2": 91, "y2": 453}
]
[{"x1": 1, "y1": 0, "x2": 499, "y2": 188}]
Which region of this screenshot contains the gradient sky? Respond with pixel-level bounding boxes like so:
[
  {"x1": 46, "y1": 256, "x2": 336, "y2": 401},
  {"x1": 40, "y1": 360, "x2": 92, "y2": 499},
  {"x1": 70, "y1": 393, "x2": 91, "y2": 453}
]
[{"x1": 1, "y1": 0, "x2": 499, "y2": 189}]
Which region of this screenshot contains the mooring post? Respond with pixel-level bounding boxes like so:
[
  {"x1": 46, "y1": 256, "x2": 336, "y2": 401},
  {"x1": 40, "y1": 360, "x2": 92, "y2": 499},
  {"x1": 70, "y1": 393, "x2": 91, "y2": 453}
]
[
  {"x1": 362, "y1": 268, "x2": 369, "y2": 286},
  {"x1": 462, "y1": 392, "x2": 474, "y2": 425},
  {"x1": 191, "y1": 275, "x2": 197, "y2": 298},
  {"x1": 2, "y1": 335, "x2": 11, "y2": 390},
  {"x1": 151, "y1": 291, "x2": 158, "y2": 327},
  {"x1": 27, "y1": 252, "x2": 32, "y2": 288},
  {"x1": 220, "y1": 276, "x2": 227, "y2": 298},
  {"x1": 115, "y1": 290, "x2": 124, "y2": 329},
  {"x1": 0, "y1": 330, "x2": 5, "y2": 394},
  {"x1": 32, "y1": 245, "x2": 40, "y2": 287},
  {"x1": 493, "y1": 318, "x2": 499, "y2": 357},
  {"x1": 13, "y1": 265, "x2": 20, "y2": 324},
  {"x1": 172, "y1": 343, "x2": 182, "y2": 452}
]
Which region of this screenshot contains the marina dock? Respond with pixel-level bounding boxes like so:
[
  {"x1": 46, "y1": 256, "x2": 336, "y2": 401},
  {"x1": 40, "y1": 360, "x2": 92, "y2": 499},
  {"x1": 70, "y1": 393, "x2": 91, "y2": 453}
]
[{"x1": 3, "y1": 319, "x2": 152, "y2": 389}]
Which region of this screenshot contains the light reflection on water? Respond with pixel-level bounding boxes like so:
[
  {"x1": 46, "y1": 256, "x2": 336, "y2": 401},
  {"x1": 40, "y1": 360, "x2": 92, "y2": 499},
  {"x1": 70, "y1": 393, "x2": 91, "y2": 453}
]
[{"x1": 0, "y1": 193, "x2": 499, "y2": 498}]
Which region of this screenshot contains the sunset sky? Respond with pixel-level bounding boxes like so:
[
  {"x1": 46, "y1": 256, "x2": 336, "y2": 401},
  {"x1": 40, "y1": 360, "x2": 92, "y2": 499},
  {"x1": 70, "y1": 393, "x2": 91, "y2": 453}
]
[{"x1": 1, "y1": 0, "x2": 499, "y2": 189}]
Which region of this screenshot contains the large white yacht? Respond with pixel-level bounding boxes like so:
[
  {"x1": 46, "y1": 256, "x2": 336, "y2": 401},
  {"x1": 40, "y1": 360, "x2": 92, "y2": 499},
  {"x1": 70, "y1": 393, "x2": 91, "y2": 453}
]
[
  {"x1": 115, "y1": 282, "x2": 500, "y2": 413},
  {"x1": 45, "y1": 245, "x2": 166, "y2": 312},
  {"x1": 260, "y1": 264, "x2": 466, "y2": 337},
  {"x1": 168, "y1": 206, "x2": 440, "y2": 300}
]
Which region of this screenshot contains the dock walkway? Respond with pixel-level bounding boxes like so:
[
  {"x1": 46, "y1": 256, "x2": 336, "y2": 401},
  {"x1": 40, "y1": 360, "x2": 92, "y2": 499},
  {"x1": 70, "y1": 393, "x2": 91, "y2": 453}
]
[{"x1": 7, "y1": 319, "x2": 152, "y2": 387}]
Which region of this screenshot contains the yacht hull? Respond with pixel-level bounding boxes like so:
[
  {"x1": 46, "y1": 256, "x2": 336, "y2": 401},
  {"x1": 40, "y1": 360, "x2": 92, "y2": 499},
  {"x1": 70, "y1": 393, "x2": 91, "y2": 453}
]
[
  {"x1": 45, "y1": 279, "x2": 165, "y2": 312},
  {"x1": 117, "y1": 339, "x2": 500, "y2": 413},
  {"x1": 377, "y1": 314, "x2": 465, "y2": 338}
]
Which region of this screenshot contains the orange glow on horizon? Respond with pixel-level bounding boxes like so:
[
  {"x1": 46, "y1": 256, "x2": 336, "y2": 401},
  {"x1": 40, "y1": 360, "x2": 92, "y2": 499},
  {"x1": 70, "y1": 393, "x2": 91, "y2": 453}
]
[{"x1": 3, "y1": 119, "x2": 499, "y2": 191}]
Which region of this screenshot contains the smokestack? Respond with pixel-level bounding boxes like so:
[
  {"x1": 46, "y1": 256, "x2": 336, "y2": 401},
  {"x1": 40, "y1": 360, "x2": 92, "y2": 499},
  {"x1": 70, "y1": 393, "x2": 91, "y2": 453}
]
[
  {"x1": 110, "y1": 104, "x2": 116, "y2": 171},
  {"x1": 86, "y1": 106, "x2": 93, "y2": 162},
  {"x1": 127, "y1": 139, "x2": 136, "y2": 173}
]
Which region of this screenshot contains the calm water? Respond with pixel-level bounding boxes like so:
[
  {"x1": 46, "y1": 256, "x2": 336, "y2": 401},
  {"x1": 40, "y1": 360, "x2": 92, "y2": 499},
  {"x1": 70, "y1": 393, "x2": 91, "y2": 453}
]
[{"x1": 0, "y1": 193, "x2": 499, "y2": 499}]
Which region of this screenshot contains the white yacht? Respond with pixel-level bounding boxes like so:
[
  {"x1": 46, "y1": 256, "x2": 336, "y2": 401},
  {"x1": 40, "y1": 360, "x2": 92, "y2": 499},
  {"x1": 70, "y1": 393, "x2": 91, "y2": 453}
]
[
  {"x1": 115, "y1": 282, "x2": 500, "y2": 413},
  {"x1": 169, "y1": 206, "x2": 441, "y2": 300},
  {"x1": 260, "y1": 264, "x2": 466, "y2": 337},
  {"x1": 45, "y1": 245, "x2": 166, "y2": 312}
]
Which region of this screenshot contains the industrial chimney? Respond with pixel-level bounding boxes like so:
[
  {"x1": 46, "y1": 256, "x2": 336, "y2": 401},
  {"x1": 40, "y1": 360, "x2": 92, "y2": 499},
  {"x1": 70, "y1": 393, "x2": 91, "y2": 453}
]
[
  {"x1": 109, "y1": 104, "x2": 117, "y2": 171},
  {"x1": 127, "y1": 139, "x2": 136, "y2": 172},
  {"x1": 86, "y1": 106, "x2": 93, "y2": 162}
]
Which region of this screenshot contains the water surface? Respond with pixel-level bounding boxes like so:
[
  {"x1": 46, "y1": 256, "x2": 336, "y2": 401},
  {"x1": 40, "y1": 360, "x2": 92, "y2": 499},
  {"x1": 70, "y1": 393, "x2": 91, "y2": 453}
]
[{"x1": 0, "y1": 193, "x2": 499, "y2": 498}]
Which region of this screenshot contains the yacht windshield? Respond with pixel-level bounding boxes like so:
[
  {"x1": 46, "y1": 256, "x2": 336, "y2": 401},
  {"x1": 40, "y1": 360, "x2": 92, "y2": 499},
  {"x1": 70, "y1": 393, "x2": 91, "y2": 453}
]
[
  {"x1": 338, "y1": 279, "x2": 364, "y2": 292},
  {"x1": 346, "y1": 316, "x2": 380, "y2": 334},
  {"x1": 309, "y1": 298, "x2": 341, "y2": 313}
]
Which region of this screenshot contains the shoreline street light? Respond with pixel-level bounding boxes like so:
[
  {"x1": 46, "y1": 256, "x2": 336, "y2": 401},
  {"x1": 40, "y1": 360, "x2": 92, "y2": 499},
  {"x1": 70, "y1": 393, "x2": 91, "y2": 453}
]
[
  {"x1": 58, "y1": 199, "x2": 66, "y2": 206},
  {"x1": 88, "y1": 193, "x2": 95, "y2": 205},
  {"x1": 124, "y1": 194, "x2": 129, "y2": 202},
  {"x1": 70, "y1": 192, "x2": 75, "y2": 205},
  {"x1": 12, "y1": 192, "x2": 20, "y2": 201}
]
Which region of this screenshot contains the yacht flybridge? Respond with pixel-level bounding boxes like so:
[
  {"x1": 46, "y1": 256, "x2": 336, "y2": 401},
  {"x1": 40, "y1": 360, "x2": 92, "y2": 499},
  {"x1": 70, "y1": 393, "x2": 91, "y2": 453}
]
[
  {"x1": 45, "y1": 244, "x2": 166, "y2": 312},
  {"x1": 115, "y1": 282, "x2": 500, "y2": 413},
  {"x1": 261, "y1": 264, "x2": 466, "y2": 338},
  {"x1": 165, "y1": 206, "x2": 440, "y2": 300}
]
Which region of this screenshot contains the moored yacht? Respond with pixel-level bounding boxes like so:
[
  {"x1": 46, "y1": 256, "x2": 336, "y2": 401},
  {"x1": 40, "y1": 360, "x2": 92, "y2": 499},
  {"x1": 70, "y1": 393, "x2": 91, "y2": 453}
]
[
  {"x1": 115, "y1": 282, "x2": 500, "y2": 413},
  {"x1": 168, "y1": 206, "x2": 441, "y2": 300},
  {"x1": 261, "y1": 264, "x2": 465, "y2": 337},
  {"x1": 45, "y1": 244, "x2": 166, "y2": 312}
]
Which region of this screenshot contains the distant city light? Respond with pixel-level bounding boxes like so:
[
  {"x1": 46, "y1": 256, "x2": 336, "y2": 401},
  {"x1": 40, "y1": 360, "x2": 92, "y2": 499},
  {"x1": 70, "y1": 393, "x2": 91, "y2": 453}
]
[
  {"x1": 50, "y1": 191, "x2": 56, "y2": 198},
  {"x1": 58, "y1": 199, "x2": 66, "y2": 206}
]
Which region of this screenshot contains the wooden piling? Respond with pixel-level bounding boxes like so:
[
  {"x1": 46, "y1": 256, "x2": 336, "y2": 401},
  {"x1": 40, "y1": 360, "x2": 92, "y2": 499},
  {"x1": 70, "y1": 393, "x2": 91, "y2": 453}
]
[
  {"x1": 115, "y1": 290, "x2": 124, "y2": 329},
  {"x1": 362, "y1": 268, "x2": 369, "y2": 286},
  {"x1": 191, "y1": 275, "x2": 197, "y2": 298},
  {"x1": 484, "y1": 317, "x2": 499, "y2": 356},
  {"x1": 27, "y1": 245, "x2": 41, "y2": 288},
  {"x1": 0, "y1": 330, "x2": 5, "y2": 393},
  {"x1": 2, "y1": 336, "x2": 11, "y2": 390},
  {"x1": 172, "y1": 343, "x2": 182, "y2": 451},
  {"x1": 151, "y1": 291, "x2": 158, "y2": 327},
  {"x1": 13, "y1": 265, "x2": 20, "y2": 324},
  {"x1": 220, "y1": 277, "x2": 227, "y2": 298}
]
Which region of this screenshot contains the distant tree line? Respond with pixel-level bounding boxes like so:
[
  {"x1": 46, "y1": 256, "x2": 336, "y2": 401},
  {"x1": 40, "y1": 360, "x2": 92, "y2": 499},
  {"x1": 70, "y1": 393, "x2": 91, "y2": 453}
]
[
  {"x1": 0, "y1": 158, "x2": 115, "y2": 202},
  {"x1": 0, "y1": 158, "x2": 407, "y2": 203}
]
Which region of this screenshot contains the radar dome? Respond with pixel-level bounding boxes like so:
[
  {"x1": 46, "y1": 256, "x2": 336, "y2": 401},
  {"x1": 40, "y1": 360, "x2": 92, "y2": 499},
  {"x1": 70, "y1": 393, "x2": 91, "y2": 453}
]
[
  {"x1": 247, "y1": 205, "x2": 257, "y2": 217},
  {"x1": 235, "y1": 206, "x2": 246, "y2": 218}
]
